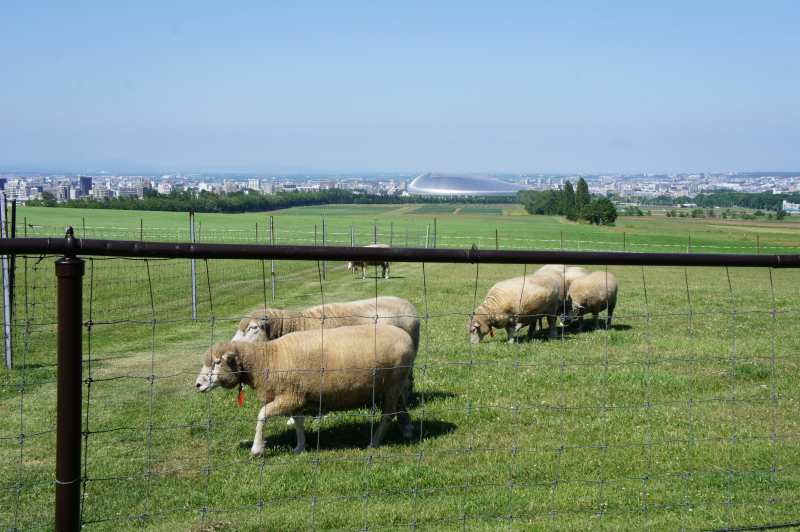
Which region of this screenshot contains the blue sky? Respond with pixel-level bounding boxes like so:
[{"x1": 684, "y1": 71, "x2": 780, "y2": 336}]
[{"x1": 1, "y1": 1, "x2": 798, "y2": 173}]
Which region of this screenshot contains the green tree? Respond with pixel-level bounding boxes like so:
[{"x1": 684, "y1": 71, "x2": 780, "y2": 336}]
[
  {"x1": 575, "y1": 178, "x2": 591, "y2": 215},
  {"x1": 39, "y1": 191, "x2": 57, "y2": 207},
  {"x1": 584, "y1": 197, "x2": 617, "y2": 225},
  {"x1": 562, "y1": 181, "x2": 577, "y2": 220}
]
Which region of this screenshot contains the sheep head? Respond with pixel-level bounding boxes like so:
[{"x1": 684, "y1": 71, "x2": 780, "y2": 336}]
[
  {"x1": 467, "y1": 313, "x2": 494, "y2": 344},
  {"x1": 561, "y1": 294, "x2": 582, "y2": 324},
  {"x1": 196, "y1": 342, "x2": 245, "y2": 392},
  {"x1": 232, "y1": 315, "x2": 271, "y2": 342}
]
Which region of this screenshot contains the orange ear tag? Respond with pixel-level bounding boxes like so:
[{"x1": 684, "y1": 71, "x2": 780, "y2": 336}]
[
  {"x1": 489, "y1": 327, "x2": 495, "y2": 337},
  {"x1": 237, "y1": 384, "x2": 245, "y2": 407}
]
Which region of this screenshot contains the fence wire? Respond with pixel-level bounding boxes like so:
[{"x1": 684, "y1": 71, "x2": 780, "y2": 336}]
[{"x1": 1, "y1": 249, "x2": 799, "y2": 531}]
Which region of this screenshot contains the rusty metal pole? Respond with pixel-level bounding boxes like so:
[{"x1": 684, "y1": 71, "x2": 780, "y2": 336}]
[{"x1": 55, "y1": 227, "x2": 84, "y2": 532}]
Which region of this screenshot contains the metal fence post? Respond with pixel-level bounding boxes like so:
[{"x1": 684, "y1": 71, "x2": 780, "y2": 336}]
[
  {"x1": 55, "y1": 228, "x2": 84, "y2": 532},
  {"x1": 321, "y1": 217, "x2": 326, "y2": 280},
  {"x1": 269, "y1": 216, "x2": 276, "y2": 300},
  {"x1": 189, "y1": 210, "x2": 198, "y2": 321},
  {"x1": 1, "y1": 193, "x2": 11, "y2": 368}
]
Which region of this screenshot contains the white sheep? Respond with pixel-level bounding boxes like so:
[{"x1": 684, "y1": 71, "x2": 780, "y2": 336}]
[
  {"x1": 196, "y1": 324, "x2": 416, "y2": 456},
  {"x1": 347, "y1": 243, "x2": 391, "y2": 279},
  {"x1": 232, "y1": 296, "x2": 420, "y2": 351},
  {"x1": 467, "y1": 273, "x2": 561, "y2": 344},
  {"x1": 232, "y1": 296, "x2": 420, "y2": 428},
  {"x1": 529, "y1": 265, "x2": 590, "y2": 329},
  {"x1": 535, "y1": 264, "x2": 590, "y2": 293},
  {"x1": 564, "y1": 270, "x2": 618, "y2": 332}
]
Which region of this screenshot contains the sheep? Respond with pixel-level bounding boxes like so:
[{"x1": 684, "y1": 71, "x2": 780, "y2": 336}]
[
  {"x1": 195, "y1": 324, "x2": 416, "y2": 456},
  {"x1": 233, "y1": 296, "x2": 420, "y2": 427},
  {"x1": 563, "y1": 271, "x2": 618, "y2": 332},
  {"x1": 467, "y1": 273, "x2": 561, "y2": 344},
  {"x1": 347, "y1": 243, "x2": 391, "y2": 279},
  {"x1": 232, "y1": 296, "x2": 420, "y2": 352},
  {"x1": 535, "y1": 264, "x2": 590, "y2": 293},
  {"x1": 528, "y1": 265, "x2": 589, "y2": 328}
]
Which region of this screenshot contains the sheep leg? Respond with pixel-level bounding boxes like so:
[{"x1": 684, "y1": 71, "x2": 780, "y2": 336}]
[
  {"x1": 592, "y1": 313, "x2": 599, "y2": 330},
  {"x1": 251, "y1": 399, "x2": 300, "y2": 456},
  {"x1": 251, "y1": 404, "x2": 269, "y2": 456},
  {"x1": 291, "y1": 416, "x2": 306, "y2": 454},
  {"x1": 526, "y1": 321, "x2": 537, "y2": 340},
  {"x1": 606, "y1": 303, "x2": 616, "y2": 328},
  {"x1": 371, "y1": 390, "x2": 400, "y2": 448},
  {"x1": 506, "y1": 324, "x2": 516, "y2": 344},
  {"x1": 577, "y1": 316, "x2": 584, "y2": 333},
  {"x1": 546, "y1": 315, "x2": 557, "y2": 338},
  {"x1": 397, "y1": 388, "x2": 414, "y2": 440}
]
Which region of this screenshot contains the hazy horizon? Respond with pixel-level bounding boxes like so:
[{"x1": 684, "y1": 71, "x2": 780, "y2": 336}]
[{"x1": 2, "y1": 1, "x2": 799, "y2": 174}]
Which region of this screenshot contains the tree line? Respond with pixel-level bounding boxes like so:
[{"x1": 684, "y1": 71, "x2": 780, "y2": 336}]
[
  {"x1": 517, "y1": 178, "x2": 618, "y2": 225},
  {"x1": 28, "y1": 189, "x2": 518, "y2": 213},
  {"x1": 647, "y1": 190, "x2": 800, "y2": 211}
]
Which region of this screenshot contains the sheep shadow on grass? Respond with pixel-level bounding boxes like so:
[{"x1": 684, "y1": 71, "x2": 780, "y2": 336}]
[
  {"x1": 561, "y1": 322, "x2": 632, "y2": 334},
  {"x1": 507, "y1": 322, "x2": 632, "y2": 343},
  {"x1": 407, "y1": 389, "x2": 456, "y2": 408},
  {"x1": 240, "y1": 417, "x2": 456, "y2": 455}
]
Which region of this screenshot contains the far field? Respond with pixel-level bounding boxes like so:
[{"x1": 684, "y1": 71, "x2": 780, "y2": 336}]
[
  {"x1": 15, "y1": 203, "x2": 800, "y2": 253},
  {"x1": 1, "y1": 204, "x2": 799, "y2": 530}
]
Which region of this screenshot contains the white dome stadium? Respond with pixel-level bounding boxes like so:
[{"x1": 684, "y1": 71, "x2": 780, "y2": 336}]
[{"x1": 407, "y1": 173, "x2": 527, "y2": 197}]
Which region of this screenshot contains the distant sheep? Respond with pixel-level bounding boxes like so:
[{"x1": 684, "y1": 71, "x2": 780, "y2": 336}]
[
  {"x1": 468, "y1": 273, "x2": 561, "y2": 344},
  {"x1": 196, "y1": 324, "x2": 416, "y2": 456},
  {"x1": 564, "y1": 271, "x2": 618, "y2": 332},
  {"x1": 347, "y1": 243, "x2": 391, "y2": 279}
]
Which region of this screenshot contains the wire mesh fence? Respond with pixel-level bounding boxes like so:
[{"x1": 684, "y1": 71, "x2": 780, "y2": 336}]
[{"x1": 1, "y1": 240, "x2": 800, "y2": 530}]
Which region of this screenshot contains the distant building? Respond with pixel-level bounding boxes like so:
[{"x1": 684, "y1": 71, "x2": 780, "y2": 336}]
[
  {"x1": 90, "y1": 184, "x2": 111, "y2": 200},
  {"x1": 5, "y1": 179, "x2": 30, "y2": 201},
  {"x1": 407, "y1": 173, "x2": 528, "y2": 197},
  {"x1": 55, "y1": 183, "x2": 71, "y2": 202},
  {"x1": 157, "y1": 182, "x2": 172, "y2": 195},
  {"x1": 117, "y1": 185, "x2": 138, "y2": 198},
  {"x1": 247, "y1": 178, "x2": 260, "y2": 191},
  {"x1": 782, "y1": 200, "x2": 800, "y2": 213},
  {"x1": 78, "y1": 176, "x2": 92, "y2": 197}
]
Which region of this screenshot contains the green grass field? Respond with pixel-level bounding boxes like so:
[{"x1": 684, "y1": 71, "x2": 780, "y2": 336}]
[{"x1": 2, "y1": 204, "x2": 800, "y2": 530}]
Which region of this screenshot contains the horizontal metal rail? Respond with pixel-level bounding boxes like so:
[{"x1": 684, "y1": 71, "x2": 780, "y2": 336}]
[{"x1": 0, "y1": 232, "x2": 799, "y2": 268}]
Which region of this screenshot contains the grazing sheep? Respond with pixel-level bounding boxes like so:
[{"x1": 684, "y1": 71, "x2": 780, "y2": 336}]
[
  {"x1": 530, "y1": 265, "x2": 590, "y2": 328},
  {"x1": 564, "y1": 271, "x2": 618, "y2": 332},
  {"x1": 196, "y1": 324, "x2": 416, "y2": 456},
  {"x1": 347, "y1": 243, "x2": 391, "y2": 279},
  {"x1": 563, "y1": 266, "x2": 590, "y2": 291},
  {"x1": 530, "y1": 266, "x2": 567, "y2": 332},
  {"x1": 233, "y1": 296, "x2": 420, "y2": 427},
  {"x1": 232, "y1": 296, "x2": 420, "y2": 352},
  {"x1": 467, "y1": 273, "x2": 561, "y2": 344},
  {"x1": 535, "y1": 264, "x2": 590, "y2": 293}
]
